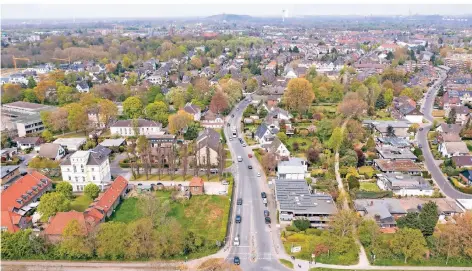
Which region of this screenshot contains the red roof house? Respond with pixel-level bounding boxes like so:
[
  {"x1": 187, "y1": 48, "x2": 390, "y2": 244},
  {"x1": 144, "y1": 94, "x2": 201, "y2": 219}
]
[{"x1": 189, "y1": 177, "x2": 204, "y2": 195}]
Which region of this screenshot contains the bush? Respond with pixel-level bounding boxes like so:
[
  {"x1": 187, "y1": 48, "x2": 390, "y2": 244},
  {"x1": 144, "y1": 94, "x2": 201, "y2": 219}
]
[
  {"x1": 358, "y1": 166, "x2": 375, "y2": 179},
  {"x1": 355, "y1": 191, "x2": 393, "y2": 199},
  {"x1": 118, "y1": 146, "x2": 125, "y2": 152},
  {"x1": 450, "y1": 177, "x2": 472, "y2": 194},
  {"x1": 305, "y1": 228, "x2": 322, "y2": 236},
  {"x1": 293, "y1": 219, "x2": 310, "y2": 231},
  {"x1": 285, "y1": 225, "x2": 300, "y2": 232}
]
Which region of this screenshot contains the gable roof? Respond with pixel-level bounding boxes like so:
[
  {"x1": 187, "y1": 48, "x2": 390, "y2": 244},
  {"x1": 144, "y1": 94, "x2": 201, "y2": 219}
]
[
  {"x1": 14, "y1": 137, "x2": 41, "y2": 145},
  {"x1": 1, "y1": 171, "x2": 51, "y2": 212},
  {"x1": 255, "y1": 123, "x2": 269, "y2": 138},
  {"x1": 111, "y1": 119, "x2": 162, "y2": 128},
  {"x1": 44, "y1": 211, "x2": 89, "y2": 236},
  {"x1": 189, "y1": 177, "x2": 204, "y2": 187},
  {"x1": 183, "y1": 103, "x2": 201, "y2": 115},
  {"x1": 1, "y1": 211, "x2": 21, "y2": 232},
  {"x1": 85, "y1": 176, "x2": 128, "y2": 222},
  {"x1": 39, "y1": 143, "x2": 62, "y2": 159}
]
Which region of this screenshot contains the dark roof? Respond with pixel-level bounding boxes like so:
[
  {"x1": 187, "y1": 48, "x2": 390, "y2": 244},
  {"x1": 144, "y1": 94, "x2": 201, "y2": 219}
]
[
  {"x1": 77, "y1": 81, "x2": 89, "y2": 89},
  {"x1": 14, "y1": 137, "x2": 41, "y2": 145},
  {"x1": 197, "y1": 128, "x2": 220, "y2": 151},
  {"x1": 255, "y1": 123, "x2": 269, "y2": 138},
  {"x1": 89, "y1": 145, "x2": 112, "y2": 165},
  {"x1": 452, "y1": 156, "x2": 472, "y2": 167}
]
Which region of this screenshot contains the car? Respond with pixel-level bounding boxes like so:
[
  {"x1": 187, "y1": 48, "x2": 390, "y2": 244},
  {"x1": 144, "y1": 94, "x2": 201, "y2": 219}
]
[
  {"x1": 231, "y1": 114, "x2": 234, "y2": 117},
  {"x1": 229, "y1": 137, "x2": 233, "y2": 141},
  {"x1": 237, "y1": 198, "x2": 243, "y2": 205},
  {"x1": 233, "y1": 236, "x2": 240, "y2": 246},
  {"x1": 235, "y1": 215, "x2": 241, "y2": 223},
  {"x1": 257, "y1": 172, "x2": 261, "y2": 177},
  {"x1": 222, "y1": 180, "x2": 229, "y2": 185},
  {"x1": 248, "y1": 153, "x2": 253, "y2": 158},
  {"x1": 261, "y1": 192, "x2": 267, "y2": 198},
  {"x1": 233, "y1": 256, "x2": 240, "y2": 265},
  {"x1": 265, "y1": 216, "x2": 271, "y2": 224},
  {"x1": 248, "y1": 165, "x2": 252, "y2": 169},
  {"x1": 419, "y1": 127, "x2": 423, "y2": 131},
  {"x1": 236, "y1": 108, "x2": 239, "y2": 111},
  {"x1": 138, "y1": 183, "x2": 143, "y2": 186},
  {"x1": 419, "y1": 144, "x2": 422, "y2": 148},
  {"x1": 227, "y1": 123, "x2": 231, "y2": 127},
  {"x1": 242, "y1": 143, "x2": 246, "y2": 147},
  {"x1": 264, "y1": 210, "x2": 270, "y2": 217}
]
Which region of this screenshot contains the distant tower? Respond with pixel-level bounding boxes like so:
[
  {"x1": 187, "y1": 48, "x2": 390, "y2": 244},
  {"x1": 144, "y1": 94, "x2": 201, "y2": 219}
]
[{"x1": 282, "y1": 10, "x2": 285, "y2": 22}]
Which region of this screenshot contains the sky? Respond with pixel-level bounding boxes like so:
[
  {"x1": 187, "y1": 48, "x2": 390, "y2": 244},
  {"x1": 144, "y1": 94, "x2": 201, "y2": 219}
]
[{"x1": 2, "y1": 4, "x2": 471, "y2": 19}]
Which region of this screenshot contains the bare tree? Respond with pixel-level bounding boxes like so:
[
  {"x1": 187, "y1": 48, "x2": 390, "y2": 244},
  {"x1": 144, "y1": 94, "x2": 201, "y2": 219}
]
[
  {"x1": 181, "y1": 144, "x2": 188, "y2": 181},
  {"x1": 218, "y1": 144, "x2": 226, "y2": 181},
  {"x1": 206, "y1": 146, "x2": 211, "y2": 181}
]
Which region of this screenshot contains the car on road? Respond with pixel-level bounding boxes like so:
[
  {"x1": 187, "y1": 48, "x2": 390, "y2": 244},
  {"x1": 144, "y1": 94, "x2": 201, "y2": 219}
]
[
  {"x1": 242, "y1": 143, "x2": 246, "y2": 147},
  {"x1": 237, "y1": 156, "x2": 243, "y2": 162},
  {"x1": 227, "y1": 123, "x2": 230, "y2": 127},
  {"x1": 235, "y1": 215, "x2": 241, "y2": 223},
  {"x1": 236, "y1": 108, "x2": 239, "y2": 111},
  {"x1": 419, "y1": 144, "x2": 422, "y2": 148},
  {"x1": 265, "y1": 216, "x2": 271, "y2": 224},
  {"x1": 248, "y1": 165, "x2": 252, "y2": 169},
  {"x1": 229, "y1": 137, "x2": 233, "y2": 141},
  {"x1": 237, "y1": 198, "x2": 242, "y2": 205},
  {"x1": 233, "y1": 236, "x2": 240, "y2": 246},
  {"x1": 257, "y1": 172, "x2": 261, "y2": 177},
  {"x1": 261, "y1": 192, "x2": 267, "y2": 198},
  {"x1": 419, "y1": 127, "x2": 423, "y2": 131},
  {"x1": 233, "y1": 256, "x2": 240, "y2": 265},
  {"x1": 264, "y1": 210, "x2": 269, "y2": 217},
  {"x1": 248, "y1": 153, "x2": 253, "y2": 158},
  {"x1": 231, "y1": 114, "x2": 234, "y2": 117}
]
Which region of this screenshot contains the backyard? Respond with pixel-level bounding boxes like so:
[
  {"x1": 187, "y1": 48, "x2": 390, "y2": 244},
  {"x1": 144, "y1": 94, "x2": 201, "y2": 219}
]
[
  {"x1": 359, "y1": 182, "x2": 381, "y2": 192},
  {"x1": 70, "y1": 195, "x2": 93, "y2": 212},
  {"x1": 111, "y1": 190, "x2": 231, "y2": 256}
]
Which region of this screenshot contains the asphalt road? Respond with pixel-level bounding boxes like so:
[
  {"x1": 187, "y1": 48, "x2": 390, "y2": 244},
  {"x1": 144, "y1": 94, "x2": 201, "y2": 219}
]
[
  {"x1": 417, "y1": 70, "x2": 472, "y2": 199},
  {"x1": 224, "y1": 98, "x2": 287, "y2": 271}
]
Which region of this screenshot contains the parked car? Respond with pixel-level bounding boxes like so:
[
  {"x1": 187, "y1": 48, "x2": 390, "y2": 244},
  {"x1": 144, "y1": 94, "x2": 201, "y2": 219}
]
[
  {"x1": 248, "y1": 153, "x2": 253, "y2": 158},
  {"x1": 237, "y1": 198, "x2": 243, "y2": 205},
  {"x1": 261, "y1": 192, "x2": 267, "y2": 198},
  {"x1": 264, "y1": 210, "x2": 270, "y2": 217},
  {"x1": 257, "y1": 172, "x2": 261, "y2": 177},
  {"x1": 265, "y1": 216, "x2": 271, "y2": 224},
  {"x1": 235, "y1": 215, "x2": 241, "y2": 223},
  {"x1": 222, "y1": 180, "x2": 229, "y2": 185},
  {"x1": 248, "y1": 165, "x2": 252, "y2": 169}
]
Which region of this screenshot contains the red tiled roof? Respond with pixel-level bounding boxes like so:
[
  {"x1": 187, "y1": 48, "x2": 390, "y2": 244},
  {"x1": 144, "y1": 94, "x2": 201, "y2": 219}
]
[
  {"x1": 44, "y1": 211, "x2": 89, "y2": 236},
  {"x1": 189, "y1": 177, "x2": 204, "y2": 187},
  {"x1": 1, "y1": 171, "x2": 51, "y2": 212},
  {"x1": 87, "y1": 176, "x2": 128, "y2": 215},
  {"x1": 1, "y1": 211, "x2": 21, "y2": 232}
]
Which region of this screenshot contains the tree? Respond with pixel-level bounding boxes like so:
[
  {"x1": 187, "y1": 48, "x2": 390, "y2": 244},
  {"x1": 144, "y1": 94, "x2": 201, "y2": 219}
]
[
  {"x1": 56, "y1": 182, "x2": 73, "y2": 199},
  {"x1": 96, "y1": 222, "x2": 128, "y2": 260},
  {"x1": 126, "y1": 218, "x2": 156, "y2": 259},
  {"x1": 137, "y1": 135, "x2": 152, "y2": 179},
  {"x1": 447, "y1": 107, "x2": 457, "y2": 124},
  {"x1": 41, "y1": 130, "x2": 54, "y2": 142},
  {"x1": 397, "y1": 212, "x2": 421, "y2": 231},
  {"x1": 168, "y1": 110, "x2": 194, "y2": 135},
  {"x1": 330, "y1": 209, "x2": 359, "y2": 237},
  {"x1": 184, "y1": 123, "x2": 200, "y2": 140},
  {"x1": 92, "y1": 83, "x2": 126, "y2": 101},
  {"x1": 58, "y1": 219, "x2": 93, "y2": 259},
  {"x1": 375, "y1": 91, "x2": 387, "y2": 109},
  {"x1": 219, "y1": 78, "x2": 242, "y2": 105},
  {"x1": 146, "y1": 85, "x2": 162, "y2": 104},
  {"x1": 358, "y1": 219, "x2": 380, "y2": 247},
  {"x1": 293, "y1": 219, "x2": 310, "y2": 231},
  {"x1": 306, "y1": 148, "x2": 320, "y2": 164},
  {"x1": 190, "y1": 57, "x2": 202, "y2": 69},
  {"x1": 340, "y1": 149, "x2": 358, "y2": 167},
  {"x1": 98, "y1": 99, "x2": 118, "y2": 127},
  {"x1": 123, "y1": 55, "x2": 132, "y2": 68},
  {"x1": 66, "y1": 103, "x2": 88, "y2": 132},
  {"x1": 1, "y1": 83, "x2": 22, "y2": 103},
  {"x1": 400, "y1": 87, "x2": 423, "y2": 102},
  {"x1": 37, "y1": 192, "x2": 70, "y2": 220},
  {"x1": 57, "y1": 84, "x2": 78, "y2": 105},
  {"x1": 51, "y1": 107, "x2": 69, "y2": 134},
  {"x1": 347, "y1": 175, "x2": 360, "y2": 190},
  {"x1": 261, "y1": 152, "x2": 277, "y2": 172},
  {"x1": 305, "y1": 67, "x2": 318, "y2": 82},
  {"x1": 209, "y1": 90, "x2": 229, "y2": 114},
  {"x1": 327, "y1": 127, "x2": 344, "y2": 151},
  {"x1": 418, "y1": 201, "x2": 439, "y2": 237},
  {"x1": 27, "y1": 76, "x2": 37, "y2": 88},
  {"x1": 84, "y1": 183, "x2": 100, "y2": 199},
  {"x1": 338, "y1": 92, "x2": 368, "y2": 118},
  {"x1": 283, "y1": 78, "x2": 314, "y2": 113},
  {"x1": 137, "y1": 194, "x2": 170, "y2": 227},
  {"x1": 434, "y1": 222, "x2": 461, "y2": 264},
  {"x1": 193, "y1": 77, "x2": 210, "y2": 100},
  {"x1": 144, "y1": 101, "x2": 169, "y2": 126},
  {"x1": 246, "y1": 77, "x2": 258, "y2": 92},
  {"x1": 386, "y1": 125, "x2": 395, "y2": 137},
  {"x1": 123, "y1": 96, "x2": 143, "y2": 119},
  {"x1": 391, "y1": 228, "x2": 427, "y2": 263},
  {"x1": 166, "y1": 87, "x2": 187, "y2": 109}
]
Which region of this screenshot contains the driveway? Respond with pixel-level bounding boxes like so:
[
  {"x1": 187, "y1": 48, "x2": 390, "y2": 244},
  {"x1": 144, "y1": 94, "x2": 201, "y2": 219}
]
[{"x1": 418, "y1": 70, "x2": 472, "y2": 199}]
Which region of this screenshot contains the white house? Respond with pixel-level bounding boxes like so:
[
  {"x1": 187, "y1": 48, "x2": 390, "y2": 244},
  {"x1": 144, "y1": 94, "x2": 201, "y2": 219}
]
[
  {"x1": 254, "y1": 123, "x2": 274, "y2": 145},
  {"x1": 76, "y1": 81, "x2": 90, "y2": 93},
  {"x1": 183, "y1": 102, "x2": 202, "y2": 121},
  {"x1": 200, "y1": 110, "x2": 224, "y2": 129},
  {"x1": 277, "y1": 158, "x2": 308, "y2": 180},
  {"x1": 266, "y1": 138, "x2": 290, "y2": 157},
  {"x1": 439, "y1": 141, "x2": 470, "y2": 158},
  {"x1": 110, "y1": 119, "x2": 162, "y2": 137},
  {"x1": 377, "y1": 173, "x2": 434, "y2": 197},
  {"x1": 60, "y1": 145, "x2": 112, "y2": 192},
  {"x1": 38, "y1": 143, "x2": 66, "y2": 160},
  {"x1": 148, "y1": 74, "x2": 163, "y2": 85},
  {"x1": 53, "y1": 137, "x2": 87, "y2": 152}
]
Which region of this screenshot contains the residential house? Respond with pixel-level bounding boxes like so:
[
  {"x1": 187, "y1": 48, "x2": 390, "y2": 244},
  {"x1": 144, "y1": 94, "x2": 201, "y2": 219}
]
[
  {"x1": 1, "y1": 165, "x2": 21, "y2": 190},
  {"x1": 60, "y1": 145, "x2": 112, "y2": 192},
  {"x1": 110, "y1": 119, "x2": 162, "y2": 137},
  {"x1": 76, "y1": 81, "x2": 90, "y2": 93},
  {"x1": 354, "y1": 199, "x2": 407, "y2": 229},
  {"x1": 398, "y1": 198, "x2": 463, "y2": 219},
  {"x1": 436, "y1": 123, "x2": 463, "y2": 134},
  {"x1": 376, "y1": 146, "x2": 417, "y2": 161},
  {"x1": 277, "y1": 158, "x2": 308, "y2": 180},
  {"x1": 266, "y1": 137, "x2": 290, "y2": 158},
  {"x1": 377, "y1": 173, "x2": 434, "y2": 196},
  {"x1": 449, "y1": 105, "x2": 470, "y2": 125},
  {"x1": 376, "y1": 137, "x2": 411, "y2": 149},
  {"x1": 374, "y1": 159, "x2": 422, "y2": 174},
  {"x1": 189, "y1": 176, "x2": 204, "y2": 195},
  {"x1": 53, "y1": 137, "x2": 87, "y2": 152},
  {"x1": 196, "y1": 128, "x2": 221, "y2": 166},
  {"x1": 44, "y1": 211, "x2": 91, "y2": 243},
  {"x1": 99, "y1": 138, "x2": 126, "y2": 149},
  {"x1": 254, "y1": 123, "x2": 275, "y2": 145},
  {"x1": 391, "y1": 96, "x2": 423, "y2": 124},
  {"x1": 439, "y1": 141, "x2": 469, "y2": 158},
  {"x1": 1, "y1": 148, "x2": 18, "y2": 162},
  {"x1": 14, "y1": 137, "x2": 43, "y2": 150},
  {"x1": 275, "y1": 179, "x2": 337, "y2": 229},
  {"x1": 200, "y1": 110, "x2": 224, "y2": 129},
  {"x1": 363, "y1": 120, "x2": 412, "y2": 139},
  {"x1": 1, "y1": 171, "x2": 52, "y2": 232},
  {"x1": 459, "y1": 170, "x2": 472, "y2": 186},
  {"x1": 38, "y1": 143, "x2": 66, "y2": 160},
  {"x1": 452, "y1": 156, "x2": 472, "y2": 168},
  {"x1": 183, "y1": 102, "x2": 202, "y2": 121}
]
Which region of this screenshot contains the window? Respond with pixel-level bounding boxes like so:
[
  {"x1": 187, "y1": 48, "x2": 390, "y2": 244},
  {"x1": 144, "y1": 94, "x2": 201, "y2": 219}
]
[
  {"x1": 93, "y1": 176, "x2": 96, "y2": 181},
  {"x1": 82, "y1": 177, "x2": 85, "y2": 182},
  {"x1": 75, "y1": 177, "x2": 78, "y2": 182},
  {"x1": 68, "y1": 176, "x2": 71, "y2": 181}
]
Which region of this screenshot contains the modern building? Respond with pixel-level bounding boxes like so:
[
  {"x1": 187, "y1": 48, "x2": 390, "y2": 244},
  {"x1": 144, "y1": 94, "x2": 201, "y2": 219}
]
[
  {"x1": 277, "y1": 158, "x2": 308, "y2": 180},
  {"x1": 275, "y1": 179, "x2": 337, "y2": 229},
  {"x1": 53, "y1": 137, "x2": 87, "y2": 152},
  {"x1": 60, "y1": 145, "x2": 112, "y2": 192},
  {"x1": 1, "y1": 165, "x2": 21, "y2": 190},
  {"x1": 374, "y1": 159, "x2": 422, "y2": 174},
  {"x1": 1, "y1": 101, "x2": 55, "y2": 137},
  {"x1": 377, "y1": 173, "x2": 434, "y2": 196},
  {"x1": 376, "y1": 146, "x2": 417, "y2": 161},
  {"x1": 110, "y1": 119, "x2": 162, "y2": 137},
  {"x1": 354, "y1": 199, "x2": 407, "y2": 229}
]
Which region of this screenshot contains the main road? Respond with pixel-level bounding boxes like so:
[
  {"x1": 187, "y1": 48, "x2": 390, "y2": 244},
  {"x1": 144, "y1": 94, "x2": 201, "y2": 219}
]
[
  {"x1": 417, "y1": 69, "x2": 472, "y2": 199},
  {"x1": 224, "y1": 97, "x2": 287, "y2": 270}
]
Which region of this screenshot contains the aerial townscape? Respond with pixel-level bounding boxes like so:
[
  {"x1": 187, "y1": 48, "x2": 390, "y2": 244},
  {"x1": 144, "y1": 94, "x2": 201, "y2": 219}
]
[{"x1": 2, "y1": 3, "x2": 472, "y2": 271}]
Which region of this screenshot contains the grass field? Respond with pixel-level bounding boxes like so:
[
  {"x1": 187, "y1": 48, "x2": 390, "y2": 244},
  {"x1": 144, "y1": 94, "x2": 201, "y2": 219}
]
[
  {"x1": 70, "y1": 195, "x2": 93, "y2": 212},
  {"x1": 132, "y1": 174, "x2": 221, "y2": 182},
  {"x1": 359, "y1": 182, "x2": 380, "y2": 192},
  {"x1": 284, "y1": 136, "x2": 313, "y2": 153},
  {"x1": 111, "y1": 191, "x2": 230, "y2": 244},
  {"x1": 280, "y1": 259, "x2": 294, "y2": 269}
]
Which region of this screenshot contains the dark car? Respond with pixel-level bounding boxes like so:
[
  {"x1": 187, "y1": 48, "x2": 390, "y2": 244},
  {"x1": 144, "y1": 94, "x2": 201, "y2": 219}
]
[
  {"x1": 265, "y1": 216, "x2": 271, "y2": 224},
  {"x1": 248, "y1": 165, "x2": 253, "y2": 169},
  {"x1": 264, "y1": 210, "x2": 270, "y2": 217},
  {"x1": 227, "y1": 123, "x2": 230, "y2": 127},
  {"x1": 237, "y1": 198, "x2": 243, "y2": 205},
  {"x1": 233, "y1": 256, "x2": 240, "y2": 265},
  {"x1": 235, "y1": 215, "x2": 241, "y2": 223},
  {"x1": 261, "y1": 192, "x2": 267, "y2": 198},
  {"x1": 231, "y1": 114, "x2": 234, "y2": 117},
  {"x1": 419, "y1": 127, "x2": 423, "y2": 131}
]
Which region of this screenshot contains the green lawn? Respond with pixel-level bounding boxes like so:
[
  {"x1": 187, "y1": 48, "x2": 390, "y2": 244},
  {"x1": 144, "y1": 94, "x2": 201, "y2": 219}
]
[
  {"x1": 131, "y1": 174, "x2": 221, "y2": 182},
  {"x1": 284, "y1": 136, "x2": 313, "y2": 152},
  {"x1": 55, "y1": 131, "x2": 87, "y2": 138},
  {"x1": 280, "y1": 259, "x2": 294, "y2": 269},
  {"x1": 70, "y1": 195, "x2": 93, "y2": 212},
  {"x1": 359, "y1": 182, "x2": 380, "y2": 192},
  {"x1": 111, "y1": 191, "x2": 230, "y2": 246}
]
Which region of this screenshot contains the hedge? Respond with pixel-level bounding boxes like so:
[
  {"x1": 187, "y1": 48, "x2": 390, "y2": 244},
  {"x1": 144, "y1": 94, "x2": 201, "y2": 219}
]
[
  {"x1": 355, "y1": 190, "x2": 393, "y2": 199},
  {"x1": 449, "y1": 177, "x2": 472, "y2": 194}
]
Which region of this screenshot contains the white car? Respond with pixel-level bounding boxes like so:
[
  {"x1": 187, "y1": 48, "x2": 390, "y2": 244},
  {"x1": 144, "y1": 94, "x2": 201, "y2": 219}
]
[{"x1": 257, "y1": 173, "x2": 261, "y2": 177}]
